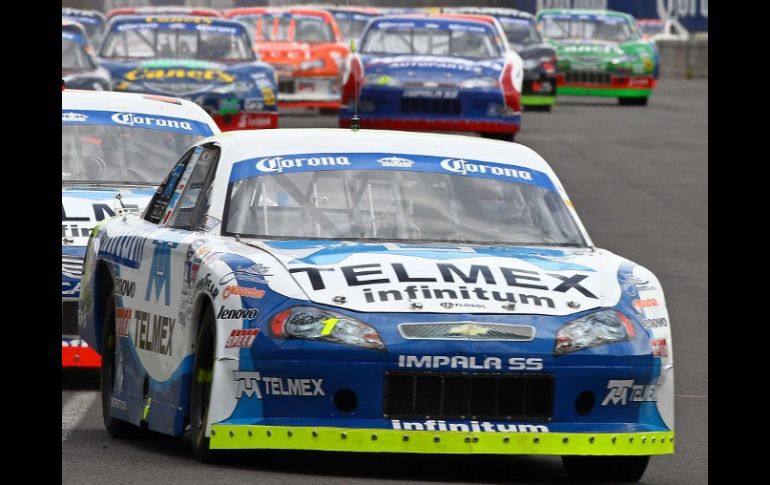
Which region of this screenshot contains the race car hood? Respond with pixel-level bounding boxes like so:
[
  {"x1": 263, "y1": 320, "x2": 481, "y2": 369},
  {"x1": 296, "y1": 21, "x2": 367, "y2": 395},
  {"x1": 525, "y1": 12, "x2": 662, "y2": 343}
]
[
  {"x1": 551, "y1": 40, "x2": 626, "y2": 65},
  {"x1": 247, "y1": 240, "x2": 626, "y2": 316},
  {"x1": 62, "y1": 184, "x2": 156, "y2": 247},
  {"x1": 549, "y1": 39, "x2": 655, "y2": 73},
  {"x1": 361, "y1": 55, "x2": 504, "y2": 84},
  {"x1": 100, "y1": 58, "x2": 273, "y2": 97}
]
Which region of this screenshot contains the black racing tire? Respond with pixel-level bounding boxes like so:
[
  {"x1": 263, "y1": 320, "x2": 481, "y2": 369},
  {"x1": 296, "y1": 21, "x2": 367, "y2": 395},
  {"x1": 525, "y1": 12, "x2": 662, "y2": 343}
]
[
  {"x1": 618, "y1": 97, "x2": 649, "y2": 106},
  {"x1": 524, "y1": 104, "x2": 552, "y2": 112},
  {"x1": 480, "y1": 132, "x2": 515, "y2": 142},
  {"x1": 562, "y1": 455, "x2": 650, "y2": 482},
  {"x1": 100, "y1": 292, "x2": 142, "y2": 438},
  {"x1": 190, "y1": 306, "x2": 222, "y2": 463}
]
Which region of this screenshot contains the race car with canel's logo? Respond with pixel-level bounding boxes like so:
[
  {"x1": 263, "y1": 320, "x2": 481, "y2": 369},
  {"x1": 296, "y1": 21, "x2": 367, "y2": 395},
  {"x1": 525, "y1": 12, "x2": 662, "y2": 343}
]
[
  {"x1": 98, "y1": 15, "x2": 278, "y2": 131},
  {"x1": 339, "y1": 14, "x2": 523, "y2": 141},
  {"x1": 443, "y1": 7, "x2": 557, "y2": 111},
  {"x1": 62, "y1": 89, "x2": 219, "y2": 367},
  {"x1": 62, "y1": 8, "x2": 107, "y2": 48},
  {"x1": 536, "y1": 9, "x2": 657, "y2": 105},
  {"x1": 223, "y1": 7, "x2": 349, "y2": 111},
  {"x1": 79, "y1": 128, "x2": 673, "y2": 482},
  {"x1": 62, "y1": 19, "x2": 111, "y2": 91}
]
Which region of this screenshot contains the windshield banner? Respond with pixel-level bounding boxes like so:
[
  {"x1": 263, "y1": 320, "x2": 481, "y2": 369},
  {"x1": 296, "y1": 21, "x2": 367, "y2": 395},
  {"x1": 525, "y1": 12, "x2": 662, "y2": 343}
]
[
  {"x1": 229, "y1": 152, "x2": 556, "y2": 192},
  {"x1": 372, "y1": 19, "x2": 496, "y2": 35},
  {"x1": 61, "y1": 110, "x2": 215, "y2": 136}
]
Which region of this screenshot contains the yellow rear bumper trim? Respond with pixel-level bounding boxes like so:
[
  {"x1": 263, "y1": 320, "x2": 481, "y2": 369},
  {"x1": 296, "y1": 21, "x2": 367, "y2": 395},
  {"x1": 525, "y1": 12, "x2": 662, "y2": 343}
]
[{"x1": 210, "y1": 425, "x2": 674, "y2": 455}]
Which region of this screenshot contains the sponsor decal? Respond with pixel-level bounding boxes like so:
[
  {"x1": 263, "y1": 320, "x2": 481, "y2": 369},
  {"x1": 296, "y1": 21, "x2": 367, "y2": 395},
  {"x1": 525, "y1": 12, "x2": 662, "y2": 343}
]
[
  {"x1": 124, "y1": 68, "x2": 235, "y2": 84},
  {"x1": 116, "y1": 307, "x2": 132, "y2": 337},
  {"x1": 217, "y1": 307, "x2": 259, "y2": 320},
  {"x1": 144, "y1": 16, "x2": 214, "y2": 24},
  {"x1": 260, "y1": 87, "x2": 275, "y2": 106},
  {"x1": 111, "y1": 113, "x2": 193, "y2": 132},
  {"x1": 61, "y1": 224, "x2": 92, "y2": 239},
  {"x1": 197, "y1": 273, "x2": 220, "y2": 299},
  {"x1": 145, "y1": 241, "x2": 178, "y2": 306},
  {"x1": 289, "y1": 263, "x2": 597, "y2": 309},
  {"x1": 602, "y1": 380, "x2": 658, "y2": 406},
  {"x1": 391, "y1": 419, "x2": 548, "y2": 433},
  {"x1": 133, "y1": 310, "x2": 176, "y2": 356},
  {"x1": 110, "y1": 397, "x2": 127, "y2": 410},
  {"x1": 255, "y1": 156, "x2": 350, "y2": 173},
  {"x1": 398, "y1": 355, "x2": 543, "y2": 371},
  {"x1": 234, "y1": 371, "x2": 324, "y2": 399},
  {"x1": 98, "y1": 227, "x2": 152, "y2": 269},
  {"x1": 62, "y1": 280, "x2": 81, "y2": 295},
  {"x1": 220, "y1": 264, "x2": 272, "y2": 284},
  {"x1": 62, "y1": 112, "x2": 88, "y2": 122},
  {"x1": 650, "y1": 338, "x2": 668, "y2": 357},
  {"x1": 403, "y1": 89, "x2": 459, "y2": 99},
  {"x1": 244, "y1": 97, "x2": 264, "y2": 111},
  {"x1": 440, "y1": 302, "x2": 485, "y2": 309},
  {"x1": 236, "y1": 114, "x2": 274, "y2": 129},
  {"x1": 632, "y1": 298, "x2": 659, "y2": 313},
  {"x1": 620, "y1": 272, "x2": 656, "y2": 296},
  {"x1": 440, "y1": 159, "x2": 533, "y2": 181},
  {"x1": 114, "y1": 277, "x2": 136, "y2": 298},
  {"x1": 225, "y1": 329, "x2": 259, "y2": 348},
  {"x1": 377, "y1": 156, "x2": 414, "y2": 168},
  {"x1": 223, "y1": 285, "x2": 265, "y2": 300},
  {"x1": 643, "y1": 317, "x2": 668, "y2": 328}
]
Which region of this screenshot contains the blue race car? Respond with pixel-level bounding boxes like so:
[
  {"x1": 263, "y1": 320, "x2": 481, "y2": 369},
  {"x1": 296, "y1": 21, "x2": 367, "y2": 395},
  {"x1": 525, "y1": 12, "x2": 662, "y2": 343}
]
[
  {"x1": 98, "y1": 15, "x2": 279, "y2": 131},
  {"x1": 444, "y1": 8, "x2": 557, "y2": 111},
  {"x1": 79, "y1": 129, "x2": 674, "y2": 482},
  {"x1": 62, "y1": 88, "x2": 220, "y2": 367},
  {"x1": 62, "y1": 20, "x2": 111, "y2": 91},
  {"x1": 339, "y1": 14, "x2": 524, "y2": 141},
  {"x1": 62, "y1": 7, "x2": 107, "y2": 48}
]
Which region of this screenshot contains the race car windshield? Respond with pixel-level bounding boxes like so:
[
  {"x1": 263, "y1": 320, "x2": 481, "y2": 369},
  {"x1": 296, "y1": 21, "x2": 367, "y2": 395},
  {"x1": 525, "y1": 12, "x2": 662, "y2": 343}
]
[
  {"x1": 225, "y1": 170, "x2": 586, "y2": 246},
  {"x1": 62, "y1": 37, "x2": 95, "y2": 70},
  {"x1": 335, "y1": 16, "x2": 370, "y2": 41},
  {"x1": 539, "y1": 15, "x2": 638, "y2": 42},
  {"x1": 500, "y1": 19, "x2": 542, "y2": 48},
  {"x1": 101, "y1": 24, "x2": 255, "y2": 62},
  {"x1": 361, "y1": 25, "x2": 501, "y2": 59},
  {"x1": 239, "y1": 14, "x2": 334, "y2": 43},
  {"x1": 62, "y1": 125, "x2": 202, "y2": 184}
]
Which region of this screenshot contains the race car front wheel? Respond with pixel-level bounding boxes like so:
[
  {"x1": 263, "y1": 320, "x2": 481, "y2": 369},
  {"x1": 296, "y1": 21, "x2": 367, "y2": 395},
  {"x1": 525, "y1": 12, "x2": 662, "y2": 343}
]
[
  {"x1": 562, "y1": 455, "x2": 650, "y2": 482},
  {"x1": 190, "y1": 306, "x2": 221, "y2": 463},
  {"x1": 618, "y1": 97, "x2": 649, "y2": 106},
  {"x1": 100, "y1": 292, "x2": 141, "y2": 438}
]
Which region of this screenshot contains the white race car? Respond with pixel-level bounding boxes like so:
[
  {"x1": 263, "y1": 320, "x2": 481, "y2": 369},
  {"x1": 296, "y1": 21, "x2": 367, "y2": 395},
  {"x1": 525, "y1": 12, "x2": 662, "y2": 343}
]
[
  {"x1": 62, "y1": 89, "x2": 220, "y2": 367},
  {"x1": 79, "y1": 129, "x2": 674, "y2": 482}
]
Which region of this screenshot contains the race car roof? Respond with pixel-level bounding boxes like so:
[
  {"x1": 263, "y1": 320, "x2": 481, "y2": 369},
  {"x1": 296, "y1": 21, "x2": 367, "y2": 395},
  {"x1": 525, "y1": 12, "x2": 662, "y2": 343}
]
[
  {"x1": 205, "y1": 129, "x2": 558, "y2": 178},
  {"x1": 106, "y1": 15, "x2": 246, "y2": 31},
  {"x1": 62, "y1": 90, "x2": 220, "y2": 130}
]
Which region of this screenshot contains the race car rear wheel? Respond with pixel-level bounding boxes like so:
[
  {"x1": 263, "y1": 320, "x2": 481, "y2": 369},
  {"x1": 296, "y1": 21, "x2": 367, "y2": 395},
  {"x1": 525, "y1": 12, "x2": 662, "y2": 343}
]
[
  {"x1": 190, "y1": 306, "x2": 221, "y2": 463},
  {"x1": 100, "y1": 292, "x2": 141, "y2": 439},
  {"x1": 525, "y1": 105, "x2": 552, "y2": 112},
  {"x1": 562, "y1": 455, "x2": 650, "y2": 482},
  {"x1": 618, "y1": 97, "x2": 649, "y2": 106}
]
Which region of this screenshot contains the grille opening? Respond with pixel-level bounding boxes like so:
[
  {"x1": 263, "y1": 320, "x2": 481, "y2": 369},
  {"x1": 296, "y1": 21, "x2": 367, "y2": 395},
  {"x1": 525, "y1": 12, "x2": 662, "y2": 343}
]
[
  {"x1": 384, "y1": 372, "x2": 553, "y2": 421},
  {"x1": 62, "y1": 301, "x2": 79, "y2": 336},
  {"x1": 399, "y1": 98, "x2": 462, "y2": 116},
  {"x1": 278, "y1": 79, "x2": 295, "y2": 94},
  {"x1": 565, "y1": 71, "x2": 611, "y2": 85}
]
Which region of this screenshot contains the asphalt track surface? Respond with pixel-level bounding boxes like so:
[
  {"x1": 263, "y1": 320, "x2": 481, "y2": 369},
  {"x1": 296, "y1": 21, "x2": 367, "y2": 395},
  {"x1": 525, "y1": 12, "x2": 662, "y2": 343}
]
[{"x1": 62, "y1": 79, "x2": 707, "y2": 484}]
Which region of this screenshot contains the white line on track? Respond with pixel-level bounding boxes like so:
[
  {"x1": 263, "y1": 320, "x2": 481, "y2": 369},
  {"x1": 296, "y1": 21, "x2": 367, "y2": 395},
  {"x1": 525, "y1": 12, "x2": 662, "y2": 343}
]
[{"x1": 62, "y1": 392, "x2": 98, "y2": 443}]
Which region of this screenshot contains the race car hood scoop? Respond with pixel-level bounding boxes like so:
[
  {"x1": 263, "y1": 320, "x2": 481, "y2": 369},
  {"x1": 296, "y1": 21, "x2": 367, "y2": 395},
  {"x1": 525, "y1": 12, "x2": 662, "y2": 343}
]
[
  {"x1": 246, "y1": 239, "x2": 623, "y2": 316},
  {"x1": 61, "y1": 185, "x2": 156, "y2": 247}
]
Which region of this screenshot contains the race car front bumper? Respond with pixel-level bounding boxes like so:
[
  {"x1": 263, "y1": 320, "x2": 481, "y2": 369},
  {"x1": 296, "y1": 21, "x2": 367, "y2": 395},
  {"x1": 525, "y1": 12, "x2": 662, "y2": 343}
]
[
  {"x1": 339, "y1": 116, "x2": 520, "y2": 134},
  {"x1": 62, "y1": 338, "x2": 101, "y2": 368},
  {"x1": 210, "y1": 424, "x2": 674, "y2": 455},
  {"x1": 277, "y1": 77, "x2": 341, "y2": 109},
  {"x1": 521, "y1": 75, "x2": 557, "y2": 107},
  {"x1": 556, "y1": 73, "x2": 656, "y2": 98}
]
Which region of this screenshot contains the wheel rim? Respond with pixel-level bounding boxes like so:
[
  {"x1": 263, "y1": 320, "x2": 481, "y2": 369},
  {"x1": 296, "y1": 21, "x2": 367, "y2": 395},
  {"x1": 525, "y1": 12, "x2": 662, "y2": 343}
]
[{"x1": 194, "y1": 324, "x2": 214, "y2": 449}]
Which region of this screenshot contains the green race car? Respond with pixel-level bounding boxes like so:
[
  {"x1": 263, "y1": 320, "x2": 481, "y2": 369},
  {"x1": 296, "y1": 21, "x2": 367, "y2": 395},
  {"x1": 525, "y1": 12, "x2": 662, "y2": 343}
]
[{"x1": 536, "y1": 9, "x2": 657, "y2": 105}]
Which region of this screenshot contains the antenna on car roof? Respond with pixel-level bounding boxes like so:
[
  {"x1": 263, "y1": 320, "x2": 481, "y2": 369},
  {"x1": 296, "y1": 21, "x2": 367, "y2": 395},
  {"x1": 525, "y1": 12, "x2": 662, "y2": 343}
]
[{"x1": 346, "y1": 0, "x2": 360, "y2": 131}]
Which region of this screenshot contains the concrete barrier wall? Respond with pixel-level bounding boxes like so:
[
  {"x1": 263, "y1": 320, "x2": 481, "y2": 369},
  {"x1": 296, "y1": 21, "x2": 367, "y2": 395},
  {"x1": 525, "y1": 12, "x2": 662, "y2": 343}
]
[{"x1": 657, "y1": 39, "x2": 708, "y2": 79}]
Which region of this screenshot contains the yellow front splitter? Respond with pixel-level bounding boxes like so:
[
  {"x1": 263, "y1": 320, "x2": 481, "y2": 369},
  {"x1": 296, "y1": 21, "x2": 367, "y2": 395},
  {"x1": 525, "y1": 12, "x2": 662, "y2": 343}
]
[{"x1": 210, "y1": 425, "x2": 674, "y2": 456}]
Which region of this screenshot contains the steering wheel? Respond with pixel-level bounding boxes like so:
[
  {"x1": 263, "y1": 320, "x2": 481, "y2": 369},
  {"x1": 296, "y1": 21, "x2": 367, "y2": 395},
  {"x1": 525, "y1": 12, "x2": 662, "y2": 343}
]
[{"x1": 83, "y1": 156, "x2": 107, "y2": 180}]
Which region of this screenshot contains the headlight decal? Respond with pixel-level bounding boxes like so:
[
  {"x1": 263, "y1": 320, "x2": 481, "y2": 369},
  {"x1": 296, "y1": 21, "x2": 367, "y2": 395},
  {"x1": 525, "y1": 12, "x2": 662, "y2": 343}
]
[{"x1": 270, "y1": 306, "x2": 386, "y2": 351}]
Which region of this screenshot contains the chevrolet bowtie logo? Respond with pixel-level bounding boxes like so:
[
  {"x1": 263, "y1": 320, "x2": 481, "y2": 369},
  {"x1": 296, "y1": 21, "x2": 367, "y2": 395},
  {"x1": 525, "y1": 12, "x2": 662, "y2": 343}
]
[{"x1": 448, "y1": 324, "x2": 490, "y2": 337}]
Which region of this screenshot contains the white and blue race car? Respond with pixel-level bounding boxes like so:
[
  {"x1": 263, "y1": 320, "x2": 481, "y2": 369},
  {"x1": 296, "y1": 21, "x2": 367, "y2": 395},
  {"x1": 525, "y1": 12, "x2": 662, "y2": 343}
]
[
  {"x1": 62, "y1": 89, "x2": 220, "y2": 367},
  {"x1": 339, "y1": 14, "x2": 524, "y2": 141},
  {"x1": 79, "y1": 129, "x2": 673, "y2": 482}
]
